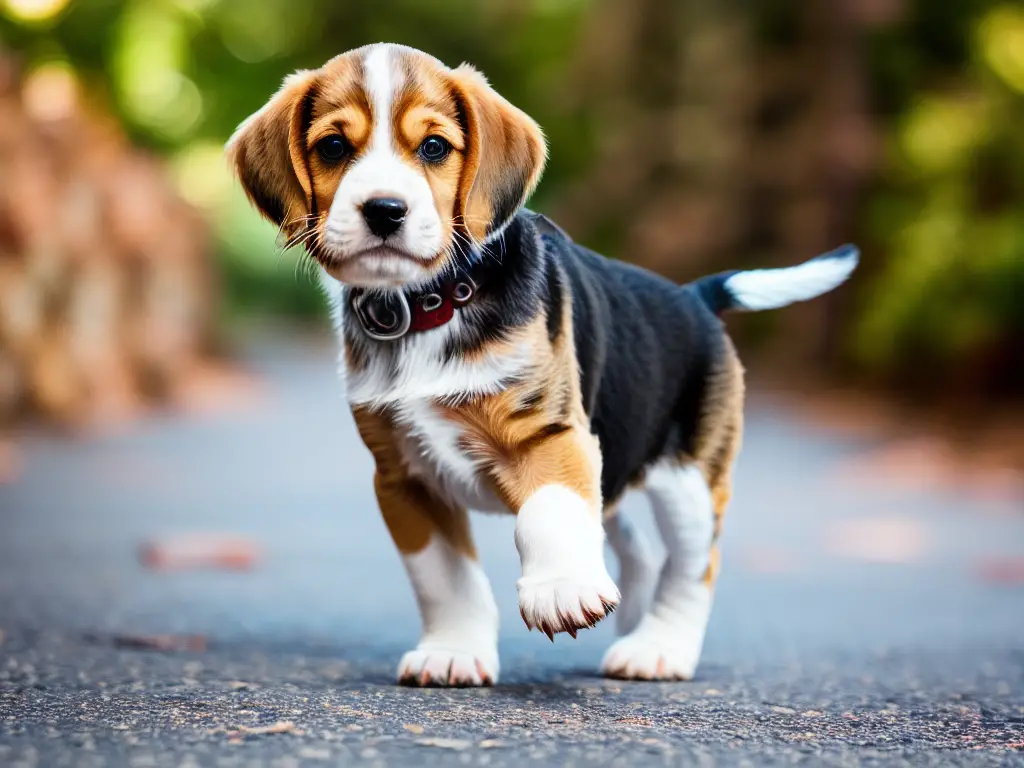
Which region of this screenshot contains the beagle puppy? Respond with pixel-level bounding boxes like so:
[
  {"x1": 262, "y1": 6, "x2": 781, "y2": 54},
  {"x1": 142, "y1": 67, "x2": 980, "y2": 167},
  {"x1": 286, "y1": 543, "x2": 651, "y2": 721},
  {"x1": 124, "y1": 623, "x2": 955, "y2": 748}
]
[{"x1": 227, "y1": 43, "x2": 858, "y2": 686}]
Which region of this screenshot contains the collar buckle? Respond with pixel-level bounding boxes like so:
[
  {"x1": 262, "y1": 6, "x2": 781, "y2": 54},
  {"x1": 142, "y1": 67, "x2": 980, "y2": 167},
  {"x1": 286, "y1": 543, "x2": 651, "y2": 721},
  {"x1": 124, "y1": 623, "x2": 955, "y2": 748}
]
[
  {"x1": 351, "y1": 291, "x2": 412, "y2": 341},
  {"x1": 349, "y1": 268, "x2": 482, "y2": 342}
]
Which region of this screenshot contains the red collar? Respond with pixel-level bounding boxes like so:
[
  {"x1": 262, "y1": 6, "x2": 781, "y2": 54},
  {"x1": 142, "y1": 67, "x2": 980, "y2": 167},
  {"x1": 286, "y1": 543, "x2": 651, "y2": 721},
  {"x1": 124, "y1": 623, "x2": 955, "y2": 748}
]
[{"x1": 350, "y1": 272, "x2": 480, "y2": 341}]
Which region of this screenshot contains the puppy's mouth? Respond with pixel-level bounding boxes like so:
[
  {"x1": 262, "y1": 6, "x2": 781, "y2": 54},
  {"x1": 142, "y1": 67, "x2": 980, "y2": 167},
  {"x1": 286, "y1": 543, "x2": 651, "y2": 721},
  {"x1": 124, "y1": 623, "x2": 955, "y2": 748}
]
[
  {"x1": 321, "y1": 245, "x2": 433, "y2": 287},
  {"x1": 347, "y1": 244, "x2": 424, "y2": 263}
]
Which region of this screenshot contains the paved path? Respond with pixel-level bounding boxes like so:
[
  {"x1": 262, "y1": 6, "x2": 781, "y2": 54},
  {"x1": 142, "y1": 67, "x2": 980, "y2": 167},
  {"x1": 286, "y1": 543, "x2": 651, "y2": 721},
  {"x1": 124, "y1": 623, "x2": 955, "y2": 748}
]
[{"x1": 1, "y1": 335, "x2": 1023, "y2": 766}]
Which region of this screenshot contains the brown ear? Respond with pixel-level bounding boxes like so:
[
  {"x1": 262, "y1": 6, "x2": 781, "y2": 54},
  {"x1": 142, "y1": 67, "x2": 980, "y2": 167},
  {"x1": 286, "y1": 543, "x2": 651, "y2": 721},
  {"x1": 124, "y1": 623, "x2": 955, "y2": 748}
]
[
  {"x1": 450, "y1": 65, "x2": 547, "y2": 243},
  {"x1": 225, "y1": 70, "x2": 320, "y2": 236}
]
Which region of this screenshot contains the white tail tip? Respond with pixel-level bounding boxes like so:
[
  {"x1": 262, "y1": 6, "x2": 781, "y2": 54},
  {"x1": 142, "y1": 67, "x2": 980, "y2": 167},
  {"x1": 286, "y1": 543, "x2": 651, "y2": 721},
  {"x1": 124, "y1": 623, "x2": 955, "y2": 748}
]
[{"x1": 724, "y1": 244, "x2": 859, "y2": 312}]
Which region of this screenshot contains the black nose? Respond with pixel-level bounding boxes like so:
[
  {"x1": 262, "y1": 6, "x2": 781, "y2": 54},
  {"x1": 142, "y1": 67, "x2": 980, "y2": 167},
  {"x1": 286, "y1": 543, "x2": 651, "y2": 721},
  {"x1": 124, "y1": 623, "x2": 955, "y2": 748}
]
[{"x1": 361, "y1": 197, "x2": 407, "y2": 239}]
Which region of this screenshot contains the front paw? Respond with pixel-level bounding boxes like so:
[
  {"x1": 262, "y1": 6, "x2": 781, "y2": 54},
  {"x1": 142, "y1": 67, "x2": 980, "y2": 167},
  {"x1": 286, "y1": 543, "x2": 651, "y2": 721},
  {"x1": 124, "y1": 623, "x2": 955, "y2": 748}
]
[
  {"x1": 397, "y1": 646, "x2": 499, "y2": 687},
  {"x1": 517, "y1": 571, "x2": 620, "y2": 639},
  {"x1": 514, "y1": 484, "x2": 619, "y2": 639}
]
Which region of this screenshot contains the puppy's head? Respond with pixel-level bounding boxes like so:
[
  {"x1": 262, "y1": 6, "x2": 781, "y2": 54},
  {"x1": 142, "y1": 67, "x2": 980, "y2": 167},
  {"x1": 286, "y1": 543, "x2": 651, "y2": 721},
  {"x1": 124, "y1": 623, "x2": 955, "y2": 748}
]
[{"x1": 227, "y1": 43, "x2": 547, "y2": 288}]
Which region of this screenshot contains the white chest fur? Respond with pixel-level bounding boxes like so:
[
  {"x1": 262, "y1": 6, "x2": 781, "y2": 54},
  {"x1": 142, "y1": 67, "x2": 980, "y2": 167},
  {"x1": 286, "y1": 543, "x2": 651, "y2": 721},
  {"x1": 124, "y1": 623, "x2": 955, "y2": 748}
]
[
  {"x1": 393, "y1": 399, "x2": 506, "y2": 513},
  {"x1": 321, "y1": 271, "x2": 519, "y2": 513},
  {"x1": 320, "y1": 271, "x2": 529, "y2": 409}
]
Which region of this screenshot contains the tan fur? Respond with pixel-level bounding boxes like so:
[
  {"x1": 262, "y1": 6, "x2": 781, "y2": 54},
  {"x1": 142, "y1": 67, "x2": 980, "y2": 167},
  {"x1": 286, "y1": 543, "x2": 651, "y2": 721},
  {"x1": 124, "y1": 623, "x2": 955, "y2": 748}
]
[
  {"x1": 439, "y1": 311, "x2": 601, "y2": 514},
  {"x1": 225, "y1": 69, "x2": 322, "y2": 237},
  {"x1": 227, "y1": 46, "x2": 546, "y2": 280},
  {"x1": 448, "y1": 65, "x2": 547, "y2": 243},
  {"x1": 353, "y1": 406, "x2": 477, "y2": 559},
  {"x1": 693, "y1": 342, "x2": 745, "y2": 586}
]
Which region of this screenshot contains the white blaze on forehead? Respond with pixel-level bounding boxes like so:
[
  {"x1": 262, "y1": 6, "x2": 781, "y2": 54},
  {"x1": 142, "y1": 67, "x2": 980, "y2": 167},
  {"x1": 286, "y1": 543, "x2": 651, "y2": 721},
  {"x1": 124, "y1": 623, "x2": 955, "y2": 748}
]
[
  {"x1": 363, "y1": 44, "x2": 397, "y2": 153},
  {"x1": 321, "y1": 43, "x2": 445, "y2": 277}
]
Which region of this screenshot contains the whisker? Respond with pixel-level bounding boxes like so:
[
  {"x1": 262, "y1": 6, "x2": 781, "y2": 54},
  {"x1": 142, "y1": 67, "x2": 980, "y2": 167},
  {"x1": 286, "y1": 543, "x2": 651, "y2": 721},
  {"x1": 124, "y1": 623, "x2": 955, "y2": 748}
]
[
  {"x1": 281, "y1": 226, "x2": 320, "y2": 255},
  {"x1": 275, "y1": 214, "x2": 319, "y2": 248},
  {"x1": 277, "y1": 231, "x2": 312, "y2": 256}
]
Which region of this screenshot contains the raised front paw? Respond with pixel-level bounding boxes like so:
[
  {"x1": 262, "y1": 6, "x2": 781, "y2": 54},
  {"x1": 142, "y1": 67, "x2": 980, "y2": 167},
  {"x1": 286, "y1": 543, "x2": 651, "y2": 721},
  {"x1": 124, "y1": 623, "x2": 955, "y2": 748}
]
[
  {"x1": 514, "y1": 484, "x2": 619, "y2": 639},
  {"x1": 397, "y1": 646, "x2": 499, "y2": 687},
  {"x1": 517, "y1": 572, "x2": 620, "y2": 640}
]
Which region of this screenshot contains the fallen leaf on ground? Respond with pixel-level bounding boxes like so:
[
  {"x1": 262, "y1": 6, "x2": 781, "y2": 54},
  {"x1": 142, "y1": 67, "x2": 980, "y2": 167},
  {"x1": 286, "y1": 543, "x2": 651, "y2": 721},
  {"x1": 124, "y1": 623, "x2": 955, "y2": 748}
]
[
  {"x1": 416, "y1": 738, "x2": 472, "y2": 750},
  {"x1": 403, "y1": 724, "x2": 424, "y2": 734},
  {"x1": 139, "y1": 534, "x2": 261, "y2": 572},
  {"x1": 614, "y1": 715, "x2": 653, "y2": 726},
  {"x1": 109, "y1": 633, "x2": 206, "y2": 652},
  {"x1": 235, "y1": 721, "x2": 302, "y2": 736},
  {"x1": 211, "y1": 721, "x2": 304, "y2": 738}
]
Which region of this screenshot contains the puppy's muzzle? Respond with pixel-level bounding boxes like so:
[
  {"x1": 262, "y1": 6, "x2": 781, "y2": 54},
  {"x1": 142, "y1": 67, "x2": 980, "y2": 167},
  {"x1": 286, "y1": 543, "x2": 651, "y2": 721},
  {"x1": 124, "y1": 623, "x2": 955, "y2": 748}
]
[{"x1": 361, "y1": 197, "x2": 407, "y2": 239}]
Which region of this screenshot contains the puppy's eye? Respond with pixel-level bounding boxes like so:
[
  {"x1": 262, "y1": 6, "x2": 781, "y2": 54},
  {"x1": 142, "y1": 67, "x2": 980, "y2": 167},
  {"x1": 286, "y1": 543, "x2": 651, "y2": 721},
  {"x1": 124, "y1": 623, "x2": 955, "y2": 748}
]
[
  {"x1": 316, "y1": 135, "x2": 350, "y2": 164},
  {"x1": 418, "y1": 136, "x2": 451, "y2": 164}
]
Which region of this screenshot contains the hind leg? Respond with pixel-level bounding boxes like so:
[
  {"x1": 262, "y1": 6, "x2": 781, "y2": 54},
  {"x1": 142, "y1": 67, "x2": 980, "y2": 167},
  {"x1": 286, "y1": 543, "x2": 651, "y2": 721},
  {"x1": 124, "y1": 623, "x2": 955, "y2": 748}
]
[
  {"x1": 602, "y1": 336, "x2": 742, "y2": 680},
  {"x1": 603, "y1": 510, "x2": 661, "y2": 636},
  {"x1": 601, "y1": 462, "x2": 720, "y2": 680}
]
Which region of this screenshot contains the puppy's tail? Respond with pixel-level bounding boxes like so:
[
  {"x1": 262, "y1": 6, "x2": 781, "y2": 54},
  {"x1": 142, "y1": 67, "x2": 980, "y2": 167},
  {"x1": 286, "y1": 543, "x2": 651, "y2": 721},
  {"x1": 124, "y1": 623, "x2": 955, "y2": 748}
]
[{"x1": 692, "y1": 244, "x2": 859, "y2": 315}]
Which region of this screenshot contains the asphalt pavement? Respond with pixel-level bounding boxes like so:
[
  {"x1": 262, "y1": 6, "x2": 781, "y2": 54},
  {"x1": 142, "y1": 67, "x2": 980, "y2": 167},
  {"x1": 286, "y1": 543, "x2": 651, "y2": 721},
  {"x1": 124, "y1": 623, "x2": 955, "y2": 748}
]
[{"x1": 1, "y1": 333, "x2": 1022, "y2": 766}]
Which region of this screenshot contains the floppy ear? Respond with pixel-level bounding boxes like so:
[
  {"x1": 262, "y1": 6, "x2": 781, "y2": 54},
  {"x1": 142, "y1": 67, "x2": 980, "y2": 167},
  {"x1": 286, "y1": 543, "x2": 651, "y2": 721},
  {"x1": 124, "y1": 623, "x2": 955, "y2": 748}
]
[
  {"x1": 225, "y1": 70, "x2": 320, "y2": 237},
  {"x1": 450, "y1": 65, "x2": 547, "y2": 243}
]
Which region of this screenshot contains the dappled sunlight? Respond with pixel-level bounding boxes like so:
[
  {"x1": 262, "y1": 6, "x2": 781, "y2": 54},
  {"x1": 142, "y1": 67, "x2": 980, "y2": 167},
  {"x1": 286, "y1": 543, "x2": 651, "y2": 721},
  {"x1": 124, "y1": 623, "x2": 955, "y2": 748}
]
[
  {"x1": 2, "y1": 0, "x2": 68, "y2": 24},
  {"x1": 112, "y1": 2, "x2": 202, "y2": 140},
  {"x1": 977, "y1": 4, "x2": 1024, "y2": 95}
]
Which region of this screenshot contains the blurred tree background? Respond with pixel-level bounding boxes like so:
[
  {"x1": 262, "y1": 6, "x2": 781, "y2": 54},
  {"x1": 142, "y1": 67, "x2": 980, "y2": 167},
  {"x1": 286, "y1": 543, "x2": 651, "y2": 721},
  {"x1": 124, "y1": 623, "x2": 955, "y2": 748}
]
[{"x1": 1, "y1": 0, "x2": 1022, "y2": 406}]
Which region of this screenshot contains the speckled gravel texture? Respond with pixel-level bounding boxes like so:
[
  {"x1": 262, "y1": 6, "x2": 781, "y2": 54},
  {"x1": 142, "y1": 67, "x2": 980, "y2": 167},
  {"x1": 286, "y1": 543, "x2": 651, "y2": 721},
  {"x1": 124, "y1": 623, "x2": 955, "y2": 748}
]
[{"x1": 2, "y1": 336, "x2": 1022, "y2": 766}]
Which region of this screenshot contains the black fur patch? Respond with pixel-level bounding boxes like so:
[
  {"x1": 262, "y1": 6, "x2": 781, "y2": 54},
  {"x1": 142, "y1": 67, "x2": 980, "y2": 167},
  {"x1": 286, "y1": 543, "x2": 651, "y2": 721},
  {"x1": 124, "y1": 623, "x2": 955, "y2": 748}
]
[
  {"x1": 691, "y1": 271, "x2": 739, "y2": 315},
  {"x1": 440, "y1": 218, "x2": 545, "y2": 362},
  {"x1": 517, "y1": 214, "x2": 729, "y2": 502},
  {"x1": 541, "y1": 237, "x2": 564, "y2": 342}
]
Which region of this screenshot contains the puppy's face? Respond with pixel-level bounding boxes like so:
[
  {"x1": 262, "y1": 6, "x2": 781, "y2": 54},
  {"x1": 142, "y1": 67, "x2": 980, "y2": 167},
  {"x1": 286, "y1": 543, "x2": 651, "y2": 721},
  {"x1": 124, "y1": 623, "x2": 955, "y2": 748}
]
[{"x1": 227, "y1": 44, "x2": 547, "y2": 288}]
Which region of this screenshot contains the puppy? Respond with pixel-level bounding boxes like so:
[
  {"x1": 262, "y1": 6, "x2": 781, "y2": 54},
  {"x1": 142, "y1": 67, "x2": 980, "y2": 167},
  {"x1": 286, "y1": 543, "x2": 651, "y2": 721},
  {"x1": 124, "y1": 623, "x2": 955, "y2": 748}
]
[{"x1": 227, "y1": 43, "x2": 858, "y2": 686}]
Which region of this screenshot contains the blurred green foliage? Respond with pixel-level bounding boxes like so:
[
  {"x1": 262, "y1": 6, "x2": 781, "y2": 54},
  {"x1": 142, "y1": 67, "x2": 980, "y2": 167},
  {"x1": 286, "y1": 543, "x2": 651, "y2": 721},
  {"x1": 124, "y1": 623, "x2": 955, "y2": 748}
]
[
  {"x1": 1, "y1": 0, "x2": 1021, "y2": 396},
  {"x1": 857, "y1": 3, "x2": 1024, "y2": 394}
]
